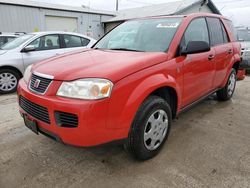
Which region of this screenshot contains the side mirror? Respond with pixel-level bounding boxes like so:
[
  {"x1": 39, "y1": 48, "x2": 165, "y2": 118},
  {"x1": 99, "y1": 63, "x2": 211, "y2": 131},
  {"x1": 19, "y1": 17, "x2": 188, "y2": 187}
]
[
  {"x1": 181, "y1": 41, "x2": 210, "y2": 55},
  {"x1": 22, "y1": 45, "x2": 36, "y2": 52}
]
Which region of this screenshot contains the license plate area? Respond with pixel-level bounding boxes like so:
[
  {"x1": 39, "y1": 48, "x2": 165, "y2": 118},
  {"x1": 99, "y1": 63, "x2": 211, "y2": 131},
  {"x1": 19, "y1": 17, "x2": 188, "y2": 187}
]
[{"x1": 23, "y1": 114, "x2": 38, "y2": 135}]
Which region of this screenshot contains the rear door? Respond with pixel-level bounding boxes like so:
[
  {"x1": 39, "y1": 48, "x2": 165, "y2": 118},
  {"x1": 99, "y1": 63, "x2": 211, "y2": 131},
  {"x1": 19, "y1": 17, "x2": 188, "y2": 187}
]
[
  {"x1": 206, "y1": 17, "x2": 233, "y2": 88},
  {"x1": 180, "y1": 17, "x2": 215, "y2": 107},
  {"x1": 22, "y1": 34, "x2": 65, "y2": 68}
]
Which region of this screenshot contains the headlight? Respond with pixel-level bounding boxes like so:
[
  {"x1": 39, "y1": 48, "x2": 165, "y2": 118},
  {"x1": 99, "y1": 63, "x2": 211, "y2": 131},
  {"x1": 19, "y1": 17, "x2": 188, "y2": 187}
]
[
  {"x1": 23, "y1": 65, "x2": 32, "y2": 84},
  {"x1": 57, "y1": 79, "x2": 113, "y2": 100}
]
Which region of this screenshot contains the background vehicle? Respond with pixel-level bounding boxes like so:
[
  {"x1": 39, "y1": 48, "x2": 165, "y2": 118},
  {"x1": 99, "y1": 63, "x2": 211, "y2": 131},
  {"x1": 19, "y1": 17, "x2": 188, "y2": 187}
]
[
  {"x1": 0, "y1": 33, "x2": 18, "y2": 47},
  {"x1": 236, "y1": 27, "x2": 250, "y2": 73},
  {"x1": 0, "y1": 31, "x2": 96, "y2": 94},
  {"x1": 18, "y1": 13, "x2": 241, "y2": 160}
]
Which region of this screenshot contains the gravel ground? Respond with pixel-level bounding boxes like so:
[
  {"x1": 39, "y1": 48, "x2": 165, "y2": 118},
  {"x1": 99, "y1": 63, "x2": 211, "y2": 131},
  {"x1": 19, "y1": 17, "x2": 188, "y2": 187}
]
[{"x1": 0, "y1": 77, "x2": 250, "y2": 188}]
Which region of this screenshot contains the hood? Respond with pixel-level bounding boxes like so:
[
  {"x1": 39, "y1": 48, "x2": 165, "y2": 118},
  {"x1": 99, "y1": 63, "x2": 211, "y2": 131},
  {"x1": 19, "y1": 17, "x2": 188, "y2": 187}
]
[
  {"x1": 241, "y1": 42, "x2": 250, "y2": 49},
  {"x1": 0, "y1": 50, "x2": 7, "y2": 55},
  {"x1": 33, "y1": 49, "x2": 168, "y2": 82}
]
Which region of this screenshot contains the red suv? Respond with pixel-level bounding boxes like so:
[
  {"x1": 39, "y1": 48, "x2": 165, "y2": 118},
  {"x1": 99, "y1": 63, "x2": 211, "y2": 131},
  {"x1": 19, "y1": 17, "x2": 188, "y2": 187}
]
[{"x1": 18, "y1": 13, "x2": 241, "y2": 160}]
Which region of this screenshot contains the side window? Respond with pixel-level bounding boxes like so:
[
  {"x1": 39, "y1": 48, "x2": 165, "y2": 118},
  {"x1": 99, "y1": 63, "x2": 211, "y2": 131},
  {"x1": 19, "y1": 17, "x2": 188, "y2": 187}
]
[
  {"x1": 7, "y1": 37, "x2": 15, "y2": 43},
  {"x1": 29, "y1": 37, "x2": 41, "y2": 49},
  {"x1": 207, "y1": 17, "x2": 224, "y2": 46},
  {"x1": 81, "y1": 37, "x2": 90, "y2": 46},
  {"x1": 64, "y1": 35, "x2": 83, "y2": 48},
  {"x1": 221, "y1": 22, "x2": 229, "y2": 43},
  {"x1": 28, "y1": 35, "x2": 60, "y2": 51},
  {"x1": 182, "y1": 18, "x2": 209, "y2": 48}
]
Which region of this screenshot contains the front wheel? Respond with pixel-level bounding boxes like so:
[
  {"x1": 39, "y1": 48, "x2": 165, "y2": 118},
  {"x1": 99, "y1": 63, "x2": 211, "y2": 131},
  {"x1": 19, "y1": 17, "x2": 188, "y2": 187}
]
[
  {"x1": 217, "y1": 69, "x2": 237, "y2": 101},
  {"x1": 0, "y1": 69, "x2": 20, "y2": 94},
  {"x1": 125, "y1": 96, "x2": 172, "y2": 160}
]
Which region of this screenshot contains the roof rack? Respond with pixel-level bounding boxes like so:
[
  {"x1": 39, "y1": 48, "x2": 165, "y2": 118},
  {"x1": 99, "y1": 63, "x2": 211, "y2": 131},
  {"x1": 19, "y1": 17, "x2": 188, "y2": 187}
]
[{"x1": 15, "y1": 32, "x2": 26, "y2": 35}]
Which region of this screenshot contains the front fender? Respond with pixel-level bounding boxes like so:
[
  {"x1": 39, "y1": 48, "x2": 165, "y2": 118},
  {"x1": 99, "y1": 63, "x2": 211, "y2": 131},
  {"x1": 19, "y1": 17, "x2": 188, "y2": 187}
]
[{"x1": 107, "y1": 73, "x2": 180, "y2": 131}]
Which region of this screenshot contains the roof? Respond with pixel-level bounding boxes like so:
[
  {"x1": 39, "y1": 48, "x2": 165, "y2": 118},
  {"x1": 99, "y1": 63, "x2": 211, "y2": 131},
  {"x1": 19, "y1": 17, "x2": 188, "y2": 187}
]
[
  {"x1": 28, "y1": 31, "x2": 96, "y2": 40},
  {"x1": 104, "y1": 0, "x2": 221, "y2": 23},
  {"x1": 0, "y1": 0, "x2": 116, "y2": 16},
  {"x1": 0, "y1": 34, "x2": 18, "y2": 37}
]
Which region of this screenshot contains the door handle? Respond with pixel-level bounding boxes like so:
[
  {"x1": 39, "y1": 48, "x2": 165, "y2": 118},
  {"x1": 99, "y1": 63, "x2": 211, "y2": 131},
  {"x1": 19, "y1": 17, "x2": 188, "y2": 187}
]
[
  {"x1": 227, "y1": 49, "x2": 233, "y2": 54},
  {"x1": 208, "y1": 54, "x2": 214, "y2": 61}
]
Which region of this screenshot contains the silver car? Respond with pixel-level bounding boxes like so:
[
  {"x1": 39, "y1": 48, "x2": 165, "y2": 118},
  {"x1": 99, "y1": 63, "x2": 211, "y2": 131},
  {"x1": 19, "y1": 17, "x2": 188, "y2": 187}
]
[
  {"x1": 0, "y1": 33, "x2": 18, "y2": 47},
  {"x1": 0, "y1": 31, "x2": 96, "y2": 94},
  {"x1": 237, "y1": 28, "x2": 250, "y2": 73}
]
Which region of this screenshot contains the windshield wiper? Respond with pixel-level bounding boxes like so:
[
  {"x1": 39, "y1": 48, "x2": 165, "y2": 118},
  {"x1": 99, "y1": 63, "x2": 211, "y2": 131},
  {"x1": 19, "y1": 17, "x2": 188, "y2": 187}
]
[{"x1": 109, "y1": 48, "x2": 144, "y2": 52}]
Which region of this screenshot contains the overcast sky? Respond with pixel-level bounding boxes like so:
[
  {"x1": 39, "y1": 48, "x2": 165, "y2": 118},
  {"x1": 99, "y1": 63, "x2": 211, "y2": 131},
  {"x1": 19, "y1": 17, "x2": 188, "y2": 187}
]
[{"x1": 35, "y1": 0, "x2": 250, "y2": 27}]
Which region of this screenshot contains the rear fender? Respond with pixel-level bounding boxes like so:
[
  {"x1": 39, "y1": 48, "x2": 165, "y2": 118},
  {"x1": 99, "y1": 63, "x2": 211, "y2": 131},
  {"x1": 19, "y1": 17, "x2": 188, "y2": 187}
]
[{"x1": 221, "y1": 53, "x2": 241, "y2": 87}]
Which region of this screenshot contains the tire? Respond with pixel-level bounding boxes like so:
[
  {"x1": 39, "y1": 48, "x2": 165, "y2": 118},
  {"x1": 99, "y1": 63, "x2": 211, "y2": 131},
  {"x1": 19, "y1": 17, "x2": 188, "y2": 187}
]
[
  {"x1": 0, "y1": 69, "x2": 21, "y2": 94},
  {"x1": 217, "y1": 69, "x2": 237, "y2": 101},
  {"x1": 125, "y1": 95, "x2": 172, "y2": 161}
]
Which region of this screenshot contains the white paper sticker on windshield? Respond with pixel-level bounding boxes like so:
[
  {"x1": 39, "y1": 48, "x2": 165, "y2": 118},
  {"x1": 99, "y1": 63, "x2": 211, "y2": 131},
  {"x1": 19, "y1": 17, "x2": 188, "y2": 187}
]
[{"x1": 157, "y1": 22, "x2": 179, "y2": 28}]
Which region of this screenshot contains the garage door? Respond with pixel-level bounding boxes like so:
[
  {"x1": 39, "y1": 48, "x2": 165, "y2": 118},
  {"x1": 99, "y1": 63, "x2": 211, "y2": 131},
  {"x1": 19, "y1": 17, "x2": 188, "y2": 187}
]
[{"x1": 45, "y1": 16, "x2": 78, "y2": 32}]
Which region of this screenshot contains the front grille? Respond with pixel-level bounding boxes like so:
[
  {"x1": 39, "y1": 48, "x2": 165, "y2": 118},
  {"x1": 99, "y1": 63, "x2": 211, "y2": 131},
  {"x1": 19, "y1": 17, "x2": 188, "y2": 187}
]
[
  {"x1": 19, "y1": 96, "x2": 50, "y2": 124},
  {"x1": 29, "y1": 74, "x2": 52, "y2": 94},
  {"x1": 55, "y1": 111, "x2": 78, "y2": 128}
]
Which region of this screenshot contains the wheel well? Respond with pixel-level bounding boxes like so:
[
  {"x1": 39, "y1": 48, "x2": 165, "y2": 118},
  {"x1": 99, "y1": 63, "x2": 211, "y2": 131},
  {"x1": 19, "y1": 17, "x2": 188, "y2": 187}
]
[
  {"x1": 151, "y1": 87, "x2": 178, "y2": 119},
  {"x1": 0, "y1": 66, "x2": 23, "y2": 78},
  {"x1": 232, "y1": 62, "x2": 240, "y2": 73}
]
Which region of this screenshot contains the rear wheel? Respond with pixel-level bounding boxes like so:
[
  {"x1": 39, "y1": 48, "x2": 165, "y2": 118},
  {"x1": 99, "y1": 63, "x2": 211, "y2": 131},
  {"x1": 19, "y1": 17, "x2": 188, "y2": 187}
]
[
  {"x1": 217, "y1": 69, "x2": 237, "y2": 101},
  {"x1": 125, "y1": 96, "x2": 172, "y2": 160},
  {"x1": 0, "y1": 69, "x2": 20, "y2": 94}
]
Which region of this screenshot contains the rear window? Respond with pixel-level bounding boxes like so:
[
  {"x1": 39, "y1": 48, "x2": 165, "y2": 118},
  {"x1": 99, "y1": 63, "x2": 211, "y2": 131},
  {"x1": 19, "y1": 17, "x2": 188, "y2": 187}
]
[
  {"x1": 207, "y1": 17, "x2": 224, "y2": 46},
  {"x1": 63, "y1": 35, "x2": 90, "y2": 48}
]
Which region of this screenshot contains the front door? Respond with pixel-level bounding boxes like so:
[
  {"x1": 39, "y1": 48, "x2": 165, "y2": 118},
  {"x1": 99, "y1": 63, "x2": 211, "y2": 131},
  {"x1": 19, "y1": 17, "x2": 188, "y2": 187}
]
[{"x1": 22, "y1": 34, "x2": 64, "y2": 69}]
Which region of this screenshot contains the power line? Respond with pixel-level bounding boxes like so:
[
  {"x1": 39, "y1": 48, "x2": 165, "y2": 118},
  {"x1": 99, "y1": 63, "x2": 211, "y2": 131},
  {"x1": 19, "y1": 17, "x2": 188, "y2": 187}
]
[{"x1": 116, "y1": 0, "x2": 119, "y2": 11}]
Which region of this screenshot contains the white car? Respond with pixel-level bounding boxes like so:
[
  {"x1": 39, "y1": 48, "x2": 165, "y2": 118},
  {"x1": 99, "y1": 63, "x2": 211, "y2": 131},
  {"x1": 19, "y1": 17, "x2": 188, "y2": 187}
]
[{"x1": 0, "y1": 31, "x2": 96, "y2": 94}]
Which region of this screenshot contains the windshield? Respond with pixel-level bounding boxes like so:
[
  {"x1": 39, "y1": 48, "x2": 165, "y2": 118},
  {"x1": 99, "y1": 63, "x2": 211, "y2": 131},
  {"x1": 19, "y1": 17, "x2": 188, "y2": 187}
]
[
  {"x1": 1, "y1": 34, "x2": 34, "y2": 50},
  {"x1": 94, "y1": 18, "x2": 182, "y2": 52},
  {"x1": 237, "y1": 30, "x2": 250, "y2": 41}
]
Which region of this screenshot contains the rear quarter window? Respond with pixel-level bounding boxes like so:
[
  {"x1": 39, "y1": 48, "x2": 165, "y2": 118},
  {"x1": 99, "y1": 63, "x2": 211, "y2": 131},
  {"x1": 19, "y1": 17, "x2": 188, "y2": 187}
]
[{"x1": 224, "y1": 20, "x2": 237, "y2": 42}]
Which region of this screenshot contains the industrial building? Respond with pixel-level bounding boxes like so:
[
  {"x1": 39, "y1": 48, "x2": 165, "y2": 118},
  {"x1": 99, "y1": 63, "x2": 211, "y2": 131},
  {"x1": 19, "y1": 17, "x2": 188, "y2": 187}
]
[
  {"x1": 103, "y1": 0, "x2": 221, "y2": 33},
  {"x1": 0, "y1": 0, "x2": 115, "y2": 39}
]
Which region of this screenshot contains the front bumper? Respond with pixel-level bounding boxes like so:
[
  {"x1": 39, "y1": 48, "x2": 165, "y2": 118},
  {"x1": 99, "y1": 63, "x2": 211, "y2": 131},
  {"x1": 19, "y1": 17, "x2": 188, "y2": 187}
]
[{"x1": 17, "y1": 79, "x2": 128, "y2": 147}]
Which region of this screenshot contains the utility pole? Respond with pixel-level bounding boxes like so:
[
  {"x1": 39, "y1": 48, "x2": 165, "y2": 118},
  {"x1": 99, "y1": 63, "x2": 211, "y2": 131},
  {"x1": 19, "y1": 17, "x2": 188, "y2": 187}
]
[{"x1": 116, "y1": 0, "x2": 119, "y2": 11}]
